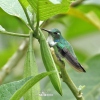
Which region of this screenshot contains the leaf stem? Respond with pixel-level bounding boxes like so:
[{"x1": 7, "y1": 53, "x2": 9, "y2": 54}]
[
  {"x1": 0, "y1": 30, "x2": 29, "y2": 37},
  {"x1": 0, "y1": 39, "x2": 28, "y2": 84},
  {"x1": 19, "y1": 0, "x2": 34, "y2": 31},
  {"x1": 35, "y1": 0, "x2": 39, "y2": 34},
  {"x1": 60, "y1": 67, "x2": 85, "y2": 100}
]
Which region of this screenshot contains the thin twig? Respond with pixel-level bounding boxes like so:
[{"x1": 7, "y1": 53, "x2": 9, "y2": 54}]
[
  {"x1": 0, "y1": 30, "x2": 29, "y2": 37},
  {"x1": 19, "y1": 0, "x2": 40, "y2": 39},
  {"x1": 0, "y1": 39, "x2": 28, "y2": 84},
  {"x1": 19, "y1": 0, "x2": 34, "y2": 31},
  {"x1": 71, "y1": 0, "x2": 85, "y2": 7}
]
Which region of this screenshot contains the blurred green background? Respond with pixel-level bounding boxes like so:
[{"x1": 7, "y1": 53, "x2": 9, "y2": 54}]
[{"x1": 0, "y1": 0, "x2": 100, "y2": 100}]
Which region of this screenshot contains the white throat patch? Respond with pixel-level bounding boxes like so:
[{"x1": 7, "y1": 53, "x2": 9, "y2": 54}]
[{"x1": 47, "y1": 35, "x2": 57, "y2": 46}]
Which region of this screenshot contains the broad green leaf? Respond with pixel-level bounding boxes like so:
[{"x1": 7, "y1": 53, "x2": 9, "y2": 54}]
[
  {"x1": 67, "y1": 7, "x2": 100, "y2": 30},
  {"x1": 24, "y1": 32, "x2": 41, "y2": 100},
  {"x1": 27, "y1": 0, "x2": 72, "y2": 20},
  {"x1": 0, "y1": 71, "x2": 54, "y2": 100},
  {"x1": 78, "y1": 4, "x2": 100, "y2": 18},
  {"x1": 85, "y1": 54, "x2": 100, "y2": 100},
  {"x1": 10, "y1": 71, "x2": 55, "y2": 100},
  {"x1": 0, "y1": 0, "x2": 32, "y2": 24},
  {"x1": 0, "y1": 77, "x2": 31, "y2": 100},
  {"x1": 19, "y1": 0, "x2": 29, "y2": 8},
  {"x1": 39, "y1": 29, "x2": 62, "y2": 95},
  {"x1": 65, "y1": 4, "x2": 100, "y2": 39},
  {"x1": 86, "y1": 11, "x2": 100, "y2": 29},
  {"x1": 0, "y1": 8, "x2": 29, "y2": 33},
  {"x1": 0, "y1": 25, "x2": 5, "y2": 31},
  {"x1": 64, "y1": 15, "x2": 97, "y2": 39},
  {"x1": 42, "y1": 54, "x2": 100, "y2": 100}
]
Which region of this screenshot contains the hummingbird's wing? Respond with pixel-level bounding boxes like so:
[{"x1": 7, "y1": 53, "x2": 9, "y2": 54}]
[{"x1": 57, "y1": 43, "x2": 86, "y2": 72}]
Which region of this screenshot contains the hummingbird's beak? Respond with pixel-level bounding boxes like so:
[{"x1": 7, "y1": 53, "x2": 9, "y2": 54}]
[{"x1": 42, "y1": 29, "x2": 51, "y2": 34}]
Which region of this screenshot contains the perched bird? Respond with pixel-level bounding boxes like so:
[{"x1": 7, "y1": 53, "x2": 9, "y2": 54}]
[{"x1": 42, "y1": 28, "x2": 86, "y2": 72}]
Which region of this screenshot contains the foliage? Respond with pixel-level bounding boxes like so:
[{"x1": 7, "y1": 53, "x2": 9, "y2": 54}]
[{"x1": 0, "y1": 0, "x2": 100, "y2": 100}]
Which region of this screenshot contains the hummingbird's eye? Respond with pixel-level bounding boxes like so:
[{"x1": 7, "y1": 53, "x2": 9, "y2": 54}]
[
  {"x1": 54, "y1": 32, "x2": 60, "y2": 36},
  {"x1": 54, "y1": 32, "x2": 57, "y2": 34}
]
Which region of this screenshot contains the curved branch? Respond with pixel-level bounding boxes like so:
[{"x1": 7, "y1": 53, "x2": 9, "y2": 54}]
[
  {"x1": 0, "y1": 39, "x2": 29, "y2": 84},
  {"x1": 0, "y1": 30, "x2": 29, "y2": 37},
  {"x1": 50, "y1": 47, "x2": 85, "y2": 100},
  {"x1": 71, "y1": 0, "x2": 85, "y2": 7}
]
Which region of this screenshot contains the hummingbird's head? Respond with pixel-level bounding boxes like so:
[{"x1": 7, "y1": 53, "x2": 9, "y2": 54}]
[{"x1": 42, "y1": 28, "x2": 61, "y2": 39}]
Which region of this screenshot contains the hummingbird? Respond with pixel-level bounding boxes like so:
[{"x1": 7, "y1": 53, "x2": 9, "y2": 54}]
[{"x1": 42, "y1": 28, "x2": 86, "y2": 72}]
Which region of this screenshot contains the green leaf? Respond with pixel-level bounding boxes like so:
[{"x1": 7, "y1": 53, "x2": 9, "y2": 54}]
[
  {"x1": 68, "y1": 7, "x2": 100, "y2": 30},
  {"x1": 85, "y1": 54, "x2": 100, "y2": 100},
  {"x1": 10, "y1": 71, "x2": 55, "y2": 100},
  {"x1": 27, "y1": 0, "x2": 72, "y2": 20},
  {"x1": 78, "y1": 4, "x2": 100, "y2": 18},
  {"x1": 0, "y1": 8, "x2": 29, "y2": 33},
  {"x1": 65, "y1": 4, "x2": 100, "y2": 39},
  {"x1": 39, "y1": 29, "x2": 62, "y2": 95},
  {"x1": 0, "y1": 77, "x2": 31, "y2": 100},
  {"x1": 65, "y1": 15, "x2": 97, "y2": 39},
  {"x1": 19, "y1": 0, "x2": 29, "y2": 8},
  {"x1": 24, "y1": 32, "x2": 41, "y2": 100},
  {"x1": 0, "y1": 71, "x2": 54, "y2": 100},
  {"x1": 0, "y1": 25, "x2": 5, "y2": 31},
  {"x1": 0, "y1": 0, "x2": 32, "y2": 24}
]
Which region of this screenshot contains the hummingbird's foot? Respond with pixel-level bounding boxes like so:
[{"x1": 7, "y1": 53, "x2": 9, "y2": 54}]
[
  {"x1": 58, "y1": 58, "x2": 65, "y2": 66},
  {"x1": 56, "y1": 54, "x2": 61, "y2": 61},
  {"x1": 56, "y1": 54, "x2": 65, "y2": 65}
]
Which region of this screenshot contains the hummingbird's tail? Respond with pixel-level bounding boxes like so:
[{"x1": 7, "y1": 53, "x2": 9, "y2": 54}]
[
  {"x1": 57, "y1": 47, "x2": 86, "y2": 72},
  {"x1": 65, "y1": 55, "x2": 86, "y2": 72},
  {"x1": 67, "y1": 61, "x2": 86, "y2": 72}
]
